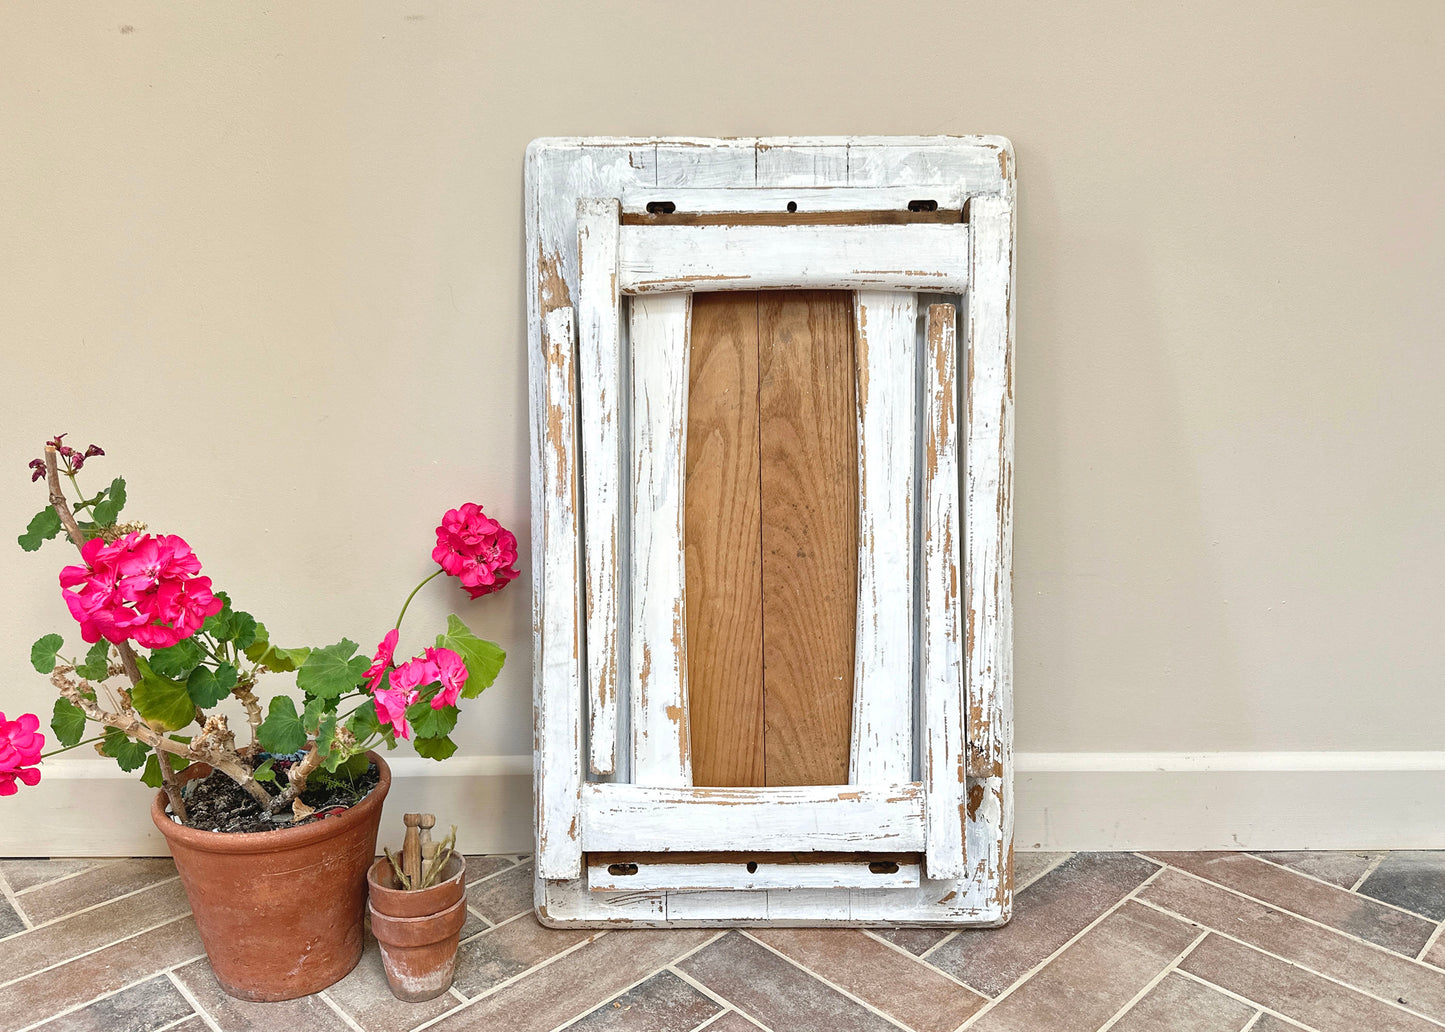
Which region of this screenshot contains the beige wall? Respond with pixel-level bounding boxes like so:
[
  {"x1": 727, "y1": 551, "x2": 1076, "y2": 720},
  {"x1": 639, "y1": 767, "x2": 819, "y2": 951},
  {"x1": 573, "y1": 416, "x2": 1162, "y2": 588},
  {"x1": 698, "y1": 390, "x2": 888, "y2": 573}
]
[{"x1": 3, "y1": 2, "x2": 1443, "y2": 849}]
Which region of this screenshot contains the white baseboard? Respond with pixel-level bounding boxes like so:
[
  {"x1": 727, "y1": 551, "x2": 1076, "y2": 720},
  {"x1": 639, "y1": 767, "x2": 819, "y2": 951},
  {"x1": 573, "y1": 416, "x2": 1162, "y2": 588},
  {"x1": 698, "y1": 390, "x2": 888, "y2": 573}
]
[{"x1": 7, "y1": 752, "x2": 1443, "y2": 856}]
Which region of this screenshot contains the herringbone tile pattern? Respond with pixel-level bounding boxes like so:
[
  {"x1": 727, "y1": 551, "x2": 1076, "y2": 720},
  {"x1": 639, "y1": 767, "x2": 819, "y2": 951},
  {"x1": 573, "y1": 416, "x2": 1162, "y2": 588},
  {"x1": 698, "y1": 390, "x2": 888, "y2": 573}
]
[{"x1": 3, "y1": 851, "x2": 1443, "y2": 1031}]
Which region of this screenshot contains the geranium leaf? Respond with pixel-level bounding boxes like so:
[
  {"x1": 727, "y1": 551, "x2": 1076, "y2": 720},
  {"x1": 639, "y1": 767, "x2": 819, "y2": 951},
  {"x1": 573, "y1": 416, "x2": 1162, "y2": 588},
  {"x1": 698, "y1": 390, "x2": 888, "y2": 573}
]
[
  {"x1": 412, "y1": 734, "x2": 457, "y2": 761},
  {"x1": 30, "y1": 633, "x2": 64, "y2": 674},
  {"x1": 252, "y1": 758, "x2": 276, "y2": 783},
  {"x1": 244, "y1": 624, "x2": 310, "y2": 673},
  {"x1": 147, "y1": 638, "x2": 202, "y2": 679},
  {"x1": 75, "y1": 640, "x2": 111, "y2": 681},
  {"x1": 186, "y1": 663, "x2": 236, "y2": 709},
  {"x1": 18, "y1": 508, "x2": 62, "y2": 552},
  {"x1": 231, "y1": 612, "x2": 258, "y2": 652},
  {"x1": 296, "y1": 639, "x2": 369, "y2": 699},
  {"x1": 406, "y1": 701, "x2": 458, "y2": 741},
  {"x1": 91, "y1": 477, "x2": 126, "y2": 526},
  {"x1": 202, "y1": 593, "x2": 234, "y2": 640},
  {"x1": 140, "y1": 754, "x2": 163, "y2": 788},
  {"x1": 435, "y1": 615, "x2": 505, "y2": 698},
  {"x1": 51, "y1": 698, "x2": 87, "y2": 747},
  {"x1": 315, "y1": 712, "x2": 338, "y2": 759},
  {"x1": 257, "y1": 696, "x2": 306, "y2": 754},
  {"x1": 101, "y1": 728, "x2": 151, "y2": 772},
  {"x1": 132, "y1": 657, "x2": 196, "y2": 731}
]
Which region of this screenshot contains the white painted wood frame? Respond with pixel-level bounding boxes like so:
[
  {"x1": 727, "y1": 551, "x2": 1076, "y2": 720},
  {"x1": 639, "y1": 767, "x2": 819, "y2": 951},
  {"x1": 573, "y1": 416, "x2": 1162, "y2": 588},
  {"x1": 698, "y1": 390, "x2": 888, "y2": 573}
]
[{"x1": 527, "y1": 137, "x2": 1015, "y2": 926}]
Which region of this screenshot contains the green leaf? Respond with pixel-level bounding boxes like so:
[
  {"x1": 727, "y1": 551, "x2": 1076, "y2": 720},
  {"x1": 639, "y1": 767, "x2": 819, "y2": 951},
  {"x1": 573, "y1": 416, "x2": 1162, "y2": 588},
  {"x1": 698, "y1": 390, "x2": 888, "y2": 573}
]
[
  {"x1": 75, "y1": 640, "x2": 111, "y2": 681},
  {"x1": 51, "y1": 698, "x2": 87, "y2": 747},
  {"x1": 18, "y1": 507, "x2": 62, "y2": 552},
  {"x1": 101, "y1": 728, "x2": 151, "y2": 772},
  {"x1": 435, "y1": 615, "x2": 505, "y2": 698},
  {"x1": 186, "y1": 663, "x2": 237, "y2": 709},
  {"x1": 140, "y1": 753, "x2": 163, "y2": 788},
  {"x1": 91, "y1": 477, "x2": 127, "y2": 525},
  {"x1": 315, "y1": 712, "x2": 338, "y2": 759},
  {"x1": 406, "y1": 701, "x2": 458, "y2": 741},
  {"x1": 30, "y1": 633, "x2": 65, "y2": 674},
  {"x1": 243, "y1": 624, "x2": 310, "y2": 672},
  {"x1": 146, "y1": 638, "x2": 202, "y2": 679},
  {"x1": 202, "y1": 593, "x2": 234, "y2": 640},
  {"x1": 322, "y1": 745, "x2": 369, "y2": 774},
  {"x1": 231, "y1": 612, "x2": 258, "y2": 652},
  {"x1": 252, "y1": 758, "x2": 276, "y2": 783},
  {"x1": 132, "y1": 657, "x2": 196, "y2": 731},
  {"x1": 257, "y1": 696, "x2": 306, "y2": 754},
  {"x1": 296, "y1": 639, "x2": 369, "y2": 699},
  {"x1": 413, "y1": 734, "x2": 457, "y2": 761}
]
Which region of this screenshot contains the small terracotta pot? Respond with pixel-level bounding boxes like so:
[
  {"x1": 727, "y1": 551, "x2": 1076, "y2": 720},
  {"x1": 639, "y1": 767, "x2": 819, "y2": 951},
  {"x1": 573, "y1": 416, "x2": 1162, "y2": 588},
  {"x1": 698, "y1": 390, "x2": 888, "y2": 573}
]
[
  {"x1": 151, "y1": 752, "x2": 390, "y2": 1002},
  {"x1": 367, "y1": 854, "x2": 468, "y2": 1002}
]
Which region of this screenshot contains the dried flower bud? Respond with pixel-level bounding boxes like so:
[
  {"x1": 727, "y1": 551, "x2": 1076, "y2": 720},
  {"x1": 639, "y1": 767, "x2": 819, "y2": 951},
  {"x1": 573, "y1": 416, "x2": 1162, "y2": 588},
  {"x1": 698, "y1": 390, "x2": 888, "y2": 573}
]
[
  {"x1": 70, "y1": 453, "x2": 85, "y2": 471},
  {"x1": 28, "y1": 458, "x2": 45, "y2": 482},
  {"x1": 46, "y1": 434, "x2": 67, "y2": 450},
  {"x1": 84, "y1": 444, "x2": 104, "y2": 458}
]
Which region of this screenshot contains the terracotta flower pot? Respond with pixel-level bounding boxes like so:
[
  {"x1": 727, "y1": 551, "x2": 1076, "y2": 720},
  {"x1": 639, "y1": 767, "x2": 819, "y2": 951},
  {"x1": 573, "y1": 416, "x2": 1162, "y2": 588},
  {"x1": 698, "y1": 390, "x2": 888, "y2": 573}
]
[
  {"x1": 367, "y1": 854, "x2": 468, "y2": 1001},
  {"x1": 151, "y1": 752, "x2": 390, "y2": 1002}
]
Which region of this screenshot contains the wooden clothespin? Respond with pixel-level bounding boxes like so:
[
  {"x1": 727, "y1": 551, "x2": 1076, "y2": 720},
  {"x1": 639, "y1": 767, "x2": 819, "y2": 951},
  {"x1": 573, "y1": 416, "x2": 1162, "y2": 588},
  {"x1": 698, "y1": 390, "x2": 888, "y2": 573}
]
[
  {"x1": 402, "y1": 813, "x2": 423, "y2": 887},
  {"x1": 418, "y1": 813, "x2": 437, "y2": 861}
]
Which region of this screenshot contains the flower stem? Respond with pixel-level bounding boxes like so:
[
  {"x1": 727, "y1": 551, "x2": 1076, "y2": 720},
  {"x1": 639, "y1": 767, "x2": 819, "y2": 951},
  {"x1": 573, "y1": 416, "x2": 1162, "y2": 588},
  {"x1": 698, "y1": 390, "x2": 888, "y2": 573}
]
[
  {"x1": 393, "y1": 568, "x2": 444, "y2": 630},
  {"x1": 40, "y1": 735, "x2": 105, "y2": 760}
]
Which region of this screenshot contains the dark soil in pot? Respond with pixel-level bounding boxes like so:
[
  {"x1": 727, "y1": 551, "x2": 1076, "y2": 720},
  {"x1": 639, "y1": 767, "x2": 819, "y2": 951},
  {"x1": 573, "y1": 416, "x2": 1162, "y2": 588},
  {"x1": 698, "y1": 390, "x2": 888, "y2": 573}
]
[{"x1": 176, "y1": 760, "x2": 381, "y2": 833}]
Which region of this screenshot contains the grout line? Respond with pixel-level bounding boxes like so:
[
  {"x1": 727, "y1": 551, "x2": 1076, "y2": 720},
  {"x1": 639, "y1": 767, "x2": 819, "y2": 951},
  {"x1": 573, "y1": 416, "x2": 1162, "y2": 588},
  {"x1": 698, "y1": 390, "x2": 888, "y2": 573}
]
[
  {"x1": 0, "y1": 910, "x2": 196, "y2": 990},
  {"x1": 1418, "y1": 920, "x2": 1445, "y2": 964},
  {"x1": 737, "y1": 930, "x2": 914, "y2": 1032},
  {"x1": 916, "y1": 929, "x2": 957, "y2": 962},
  {"x1": 164, "y1": 970, "x2": 223, "y2": 1032},
  {"x1": 0, "y1": 870, "x2": 33, "y2": 932},
  {"x1": 1136, "y1": 850, "x2": 1437, "y2": 925},
  {"x1": 317, "y1": 989, "x2": 369, "y2": 1032},
  {"x1": 12, "y1": 957, "x2": 205, "y2": 1032},
  {"x1": 449, "y1": 985, "x2": 469, "y2": 1003},
  {"x1": 1248, "y1": 851, "x2": 1384, "y2": 898},
  {"x1": 1172, "y1": 969, "x2": 1324, "y2": 1030},
  {"x1": 409, "y1": 930, "x2": 609, "y2": 1032},
  {"x1": 1133, "y1": 899, "x2": 1445, "y2": 1028},
  {"x1": 956, "y1": 865, "x2": 1167, "y2": 1030},
  {"x1": 1236, "y1": 1012, "x2": 1266, "y2": 1032},
  {"x1": 1140, "y1": 860, "x2": 1445, "y2": 968},
  {"x1": 531, "y1": 932, "x2": 730, "y2": 1032},
  {"x1": 152, "y1": 1011, "x2": 206, "y2": 1032},
  {"x1": 687, "y1": 1009, "x2": 742, "y2": 1032},
  {"x1": 1094, "y1": 930, "x2": 1208, "y2": 1032},
  {"x1": 1013, "y1": 851, "x2": 1073, "y2": 892},
  {"x1": 669, "y1": 966, "x2": 779, "y2": 1032},
  {"x1": 5, "y1": 874, "x2": 183, "y2": 937},
  {"x1": 9, "y1": 859, "x2": 119, "y2": 896},
  {"x1": 1352, "y1": 851, "x2": 1389, "y2": 892},
  {"x1": 857, "y1": 928, "x2": 989, "y2": 996}
]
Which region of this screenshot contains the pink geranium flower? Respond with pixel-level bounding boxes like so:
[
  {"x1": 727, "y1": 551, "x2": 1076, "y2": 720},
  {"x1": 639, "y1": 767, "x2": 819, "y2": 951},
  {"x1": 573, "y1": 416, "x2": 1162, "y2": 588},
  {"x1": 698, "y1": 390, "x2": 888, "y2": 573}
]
[
  {"x1": 58, "y1": 532, "x2": 221, "y2": 647},
  {"x1": 425, "y1": 647, "x2": 468, "y2": 708},
  {"x1": 0, "y1": 713, "x2": 44, "y2": 796},
  {"x1": 372, "y1": 686, "x2": 416, "y2": 741},
  {"x1": 432, "y1": 503, "x2": 519, "y2": 600},
  {"x1": 364, "y1": 629, "x2": 399, "y2": 692}
]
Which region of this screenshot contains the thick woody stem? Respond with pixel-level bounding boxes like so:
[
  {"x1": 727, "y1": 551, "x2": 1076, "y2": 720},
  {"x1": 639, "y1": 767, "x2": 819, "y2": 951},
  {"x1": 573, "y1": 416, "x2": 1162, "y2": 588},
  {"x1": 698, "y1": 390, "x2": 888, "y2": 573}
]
[
  {"x1": 232, "y1": 680, "x2": 263, "y2": 757},
  {"x1": 44, "y1": 447, "x2": 270, "y2": 814},
  {"x1": 265, "y1": 743, "x2": 322, "y2": 814}
]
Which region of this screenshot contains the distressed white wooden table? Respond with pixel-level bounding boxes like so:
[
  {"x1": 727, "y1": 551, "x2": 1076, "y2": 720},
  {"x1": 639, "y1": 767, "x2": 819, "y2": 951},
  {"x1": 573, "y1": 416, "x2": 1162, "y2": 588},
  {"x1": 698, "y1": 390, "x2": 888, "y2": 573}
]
[{"x1": 526, "y1": 136, "x2": 1015, "y2": 926}]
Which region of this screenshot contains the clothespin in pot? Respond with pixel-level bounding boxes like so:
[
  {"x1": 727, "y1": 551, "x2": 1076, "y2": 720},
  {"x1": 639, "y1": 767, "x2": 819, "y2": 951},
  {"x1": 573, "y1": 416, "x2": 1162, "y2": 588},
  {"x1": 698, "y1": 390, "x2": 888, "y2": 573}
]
[
  {"x1": 418, "y1": 814, "x2": 437, "y2": 861},
  {"x1": 402, "y1": 813, "x2": 423, "y2": 887}
]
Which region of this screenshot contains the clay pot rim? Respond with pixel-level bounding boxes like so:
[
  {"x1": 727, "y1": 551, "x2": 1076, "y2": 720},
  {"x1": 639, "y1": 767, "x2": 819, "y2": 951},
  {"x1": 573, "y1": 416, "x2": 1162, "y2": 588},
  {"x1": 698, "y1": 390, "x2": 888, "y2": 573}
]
[
  {"x1": 150, "y1": 750, "x2": 392, "y2": 856},
  {"x1": 368, "y1": 853, "x2": 466, "y2": 898},
  {"x1": 368, "y1": 894, "x2": 470, "y2": 947}
]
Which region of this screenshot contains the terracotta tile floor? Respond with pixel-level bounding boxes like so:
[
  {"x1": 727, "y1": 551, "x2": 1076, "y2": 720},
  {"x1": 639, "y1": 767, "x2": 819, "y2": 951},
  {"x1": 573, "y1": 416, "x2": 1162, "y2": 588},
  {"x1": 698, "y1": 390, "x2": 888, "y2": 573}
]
[{"x1": 2, "y1": 851, "x2": 1444, "y2": 1031}]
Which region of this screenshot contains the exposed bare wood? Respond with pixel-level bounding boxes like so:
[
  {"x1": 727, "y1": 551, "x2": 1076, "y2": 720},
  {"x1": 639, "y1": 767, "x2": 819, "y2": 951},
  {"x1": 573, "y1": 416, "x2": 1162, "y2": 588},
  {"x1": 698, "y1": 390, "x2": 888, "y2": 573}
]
[
  {"x1": 759, "y1": 291, "x2": 858, "y2": 787},
  {"x1": 685, "y1": 293, "x2": 765, "y2": 788}
]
